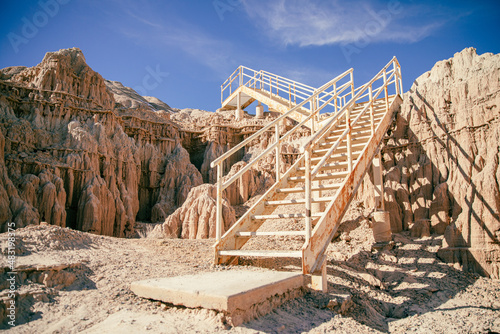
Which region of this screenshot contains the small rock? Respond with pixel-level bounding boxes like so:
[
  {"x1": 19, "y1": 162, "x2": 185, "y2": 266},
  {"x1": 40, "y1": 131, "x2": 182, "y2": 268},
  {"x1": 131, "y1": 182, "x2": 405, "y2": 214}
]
[
  {"x1": 327, "y1": 299, "x2": 339, "y2": 310},
  {"x1": 340, "y1": 295, "x2": 353, "y2": 315}
]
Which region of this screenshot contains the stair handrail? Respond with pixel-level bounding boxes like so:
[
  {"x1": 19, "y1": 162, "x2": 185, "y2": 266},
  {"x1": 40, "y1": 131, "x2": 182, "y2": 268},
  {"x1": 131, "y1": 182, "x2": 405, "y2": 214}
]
[
  {"x1": 212, "y1": 67, "x2": 355, "y2": 241},
  {"x1": 300, "y1": 57, "x2": 402, "y2": 269},
  {"x1": 303, "y1": 57, "x2": 402, "y2": 153}
]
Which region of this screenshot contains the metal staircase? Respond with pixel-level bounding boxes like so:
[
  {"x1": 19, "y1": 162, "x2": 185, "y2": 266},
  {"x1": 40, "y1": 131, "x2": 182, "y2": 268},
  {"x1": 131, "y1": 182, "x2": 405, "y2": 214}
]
[{"x1": 212, "y1": 57, "x2": 403, "y2": 280}]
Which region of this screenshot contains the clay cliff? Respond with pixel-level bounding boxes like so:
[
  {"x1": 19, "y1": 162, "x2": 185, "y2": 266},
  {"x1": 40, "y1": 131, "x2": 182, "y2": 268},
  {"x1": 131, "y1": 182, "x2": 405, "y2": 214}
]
[
  {"x1": 0, "y1": 48, "x2": 201, "y2": 237},
  {"x1": 360, "y1": 48, "x2": 500, "y2": 278}
]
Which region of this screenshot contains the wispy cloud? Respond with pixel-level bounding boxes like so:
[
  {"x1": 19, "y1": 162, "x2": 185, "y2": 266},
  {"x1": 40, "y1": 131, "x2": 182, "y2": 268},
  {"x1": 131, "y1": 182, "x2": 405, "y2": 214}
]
[{"x1": 242, "y1": 0, "x2": 450, "y2": 47}]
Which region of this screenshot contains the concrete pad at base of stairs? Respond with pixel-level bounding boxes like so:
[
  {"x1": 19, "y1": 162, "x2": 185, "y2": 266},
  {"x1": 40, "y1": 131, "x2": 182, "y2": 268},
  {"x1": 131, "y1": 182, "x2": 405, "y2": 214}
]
[{"x1": 130, "y1": 270, "x2": 305, "y2": 326}]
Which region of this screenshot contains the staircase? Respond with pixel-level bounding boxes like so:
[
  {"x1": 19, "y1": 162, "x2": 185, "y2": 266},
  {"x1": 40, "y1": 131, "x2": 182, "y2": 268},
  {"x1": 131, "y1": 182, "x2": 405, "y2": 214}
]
[{"x1": 212, "y1": 58, "x2": 403, "y2": 279}]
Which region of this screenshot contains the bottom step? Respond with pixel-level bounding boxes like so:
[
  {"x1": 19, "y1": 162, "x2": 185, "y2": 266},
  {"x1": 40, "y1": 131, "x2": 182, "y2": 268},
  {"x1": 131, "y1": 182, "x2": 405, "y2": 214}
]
[
  {"x1": 218, "y1": 250, "x2": 302, "y2": 258},
  {"x1": 131, "y1": 270, "x2": 305, "y2": 326}
]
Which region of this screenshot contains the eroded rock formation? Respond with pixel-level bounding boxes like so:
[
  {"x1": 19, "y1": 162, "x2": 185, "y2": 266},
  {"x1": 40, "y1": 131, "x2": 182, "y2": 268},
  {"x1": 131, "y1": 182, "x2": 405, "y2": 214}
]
[
  {"x1": 0, "y1": 48, "x2": 200, "y2": 236},
  {"x1": 154, "y1": 183, "x2": 236, "y2": 239},
  {"x1": 361, "y1": 48, "x2": 500, "y2": 278}
]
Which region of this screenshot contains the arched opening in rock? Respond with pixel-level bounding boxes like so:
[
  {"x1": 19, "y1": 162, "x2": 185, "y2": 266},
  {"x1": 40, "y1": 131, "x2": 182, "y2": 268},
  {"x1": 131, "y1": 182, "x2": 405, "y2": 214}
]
[
  {"x1": 187, "y1": 140, "x2": 208, "y2": 173},
  {"x1": 181, "y1": 132, "x2": 207, "y2": 173}
]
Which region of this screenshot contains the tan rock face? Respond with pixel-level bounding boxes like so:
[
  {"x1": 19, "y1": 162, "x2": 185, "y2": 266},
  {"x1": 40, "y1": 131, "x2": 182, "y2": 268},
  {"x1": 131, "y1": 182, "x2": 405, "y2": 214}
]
[
  {"x1": 0, "y1": 48, "x2": 201, "y2": 236},
  {"x1": 150, "y1": 145, "x2": 203, "y2": 223},
  {"x1": 155, "y1": 183, "x2": 236, "y2": 239},
  {"x1": 360, "y1": 48, "x2": 500, "y2": 278}
]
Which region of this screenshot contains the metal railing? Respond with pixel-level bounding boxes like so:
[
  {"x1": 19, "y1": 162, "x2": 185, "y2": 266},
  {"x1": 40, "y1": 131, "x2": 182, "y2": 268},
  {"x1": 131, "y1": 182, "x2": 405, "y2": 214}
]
[{"x1": 212, "y1": 68, "x2": 356, "y2": 240}]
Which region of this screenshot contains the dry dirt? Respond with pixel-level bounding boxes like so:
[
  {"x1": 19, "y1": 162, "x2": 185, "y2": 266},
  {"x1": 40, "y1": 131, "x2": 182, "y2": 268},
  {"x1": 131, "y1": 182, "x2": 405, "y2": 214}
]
[{"x1": 1, "y1": 204, "x2": 499, "y2": 334}]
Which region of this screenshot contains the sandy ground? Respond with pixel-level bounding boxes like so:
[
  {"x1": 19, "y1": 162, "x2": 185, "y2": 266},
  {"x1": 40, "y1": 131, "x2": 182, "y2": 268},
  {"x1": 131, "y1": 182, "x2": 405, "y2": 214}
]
[{"x1": 1, "y1": 212, "x2": 500, "y2": 333}]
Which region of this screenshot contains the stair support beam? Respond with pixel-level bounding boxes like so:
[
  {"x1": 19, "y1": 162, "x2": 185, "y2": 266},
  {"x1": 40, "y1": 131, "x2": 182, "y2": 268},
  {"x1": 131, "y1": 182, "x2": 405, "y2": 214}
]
[
  {"x1": 275, "y1": 123, "x2": 281, "y2": 181},
  {"x1": 305, "y1": 149, "x2": 312, "y2": 244},
  {"x1": 346, "y1": 108, "x2": 353, "y2": 173},
  {"x1": 310, "y1": 256, "x2": 328, "y2": 292},
  {"x1": 216, "y1": 163, "x2": 223, "y2": 242},
  {"x1": 372, "y1": 150, "x2": 385, "y2": 211}
]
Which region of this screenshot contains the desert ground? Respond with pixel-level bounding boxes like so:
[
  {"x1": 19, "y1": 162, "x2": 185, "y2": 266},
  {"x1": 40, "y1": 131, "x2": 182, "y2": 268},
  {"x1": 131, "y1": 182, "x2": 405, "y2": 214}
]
[{"x1": 2, "y1": 201, "x2": 499, "y2": 333}]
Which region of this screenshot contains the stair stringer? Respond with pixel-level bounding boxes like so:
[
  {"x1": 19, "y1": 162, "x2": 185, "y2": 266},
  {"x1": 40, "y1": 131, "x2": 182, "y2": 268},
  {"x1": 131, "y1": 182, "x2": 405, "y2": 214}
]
[
  {"x1": 214, "y1": 155, "x2": 306, "y2": 265},
  {"x1": 302, "y1": 95, "x2": 403, "y2": 274}
]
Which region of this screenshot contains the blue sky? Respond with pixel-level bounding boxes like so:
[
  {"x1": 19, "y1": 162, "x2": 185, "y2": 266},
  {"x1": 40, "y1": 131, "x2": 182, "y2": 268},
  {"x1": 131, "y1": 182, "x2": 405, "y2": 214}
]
[{"x1": 1, "y1": 0, "x2": 499, "y2": 111}]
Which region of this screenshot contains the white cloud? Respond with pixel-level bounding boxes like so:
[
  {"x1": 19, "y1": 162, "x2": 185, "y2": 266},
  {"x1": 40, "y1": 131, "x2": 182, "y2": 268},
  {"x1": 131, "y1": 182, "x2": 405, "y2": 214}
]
[{"x1": 242, "y1": 0, "x2": 448, "y2": 47}]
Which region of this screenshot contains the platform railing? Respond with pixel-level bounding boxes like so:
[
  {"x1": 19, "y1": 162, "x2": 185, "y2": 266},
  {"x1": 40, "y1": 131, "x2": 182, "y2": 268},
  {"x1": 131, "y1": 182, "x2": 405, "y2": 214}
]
[{"x1": 221, "y1": 66, "x2": 353, "y2": 115}]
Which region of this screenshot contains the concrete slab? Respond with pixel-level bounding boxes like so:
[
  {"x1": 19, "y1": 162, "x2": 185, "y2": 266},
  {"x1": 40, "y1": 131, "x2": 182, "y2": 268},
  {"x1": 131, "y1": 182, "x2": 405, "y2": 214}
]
[{"x1": 130, "y1": 270, "x2": 305, "y2": 326}]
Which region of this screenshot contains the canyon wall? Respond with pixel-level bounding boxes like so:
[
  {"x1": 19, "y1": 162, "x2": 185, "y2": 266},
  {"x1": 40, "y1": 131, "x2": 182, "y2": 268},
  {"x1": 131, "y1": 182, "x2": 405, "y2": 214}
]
[
  {"x1": 361, "y1": 48, "x2": 499, "y2": 278},
  {"x1": 0, "y1": 48, "x2": 202, "y2": 236},
  {"x1": 0, "y1": 48, "x2": 284, "y2": 237}
]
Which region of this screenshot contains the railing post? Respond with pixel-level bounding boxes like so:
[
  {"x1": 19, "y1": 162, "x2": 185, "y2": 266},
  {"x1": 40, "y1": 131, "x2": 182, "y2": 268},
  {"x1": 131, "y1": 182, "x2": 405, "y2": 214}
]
[
  {"x1": 305, "y1": 148, "x2": 312, "y2": 243},
  {"x1": 288, "y1": 84, "x2": 292, "y2": 106},
  {"x1": 239, "y1": 67, "x2": 243, "y2": 87},
  {"x1": 221, "y1": 85, "x2": 223, "y2": 105},
  {"x1": 311, "y1": 91, "x2": 317, "y2": 134},
  {"x1": 334, "y1": 83, "x2": 338, "y2": 114},
  {"x1": 350, "y1": 71, "x2": 355, "y2": 100},
  {"x1": 398, "y1": 65, "x2": 403, "y2": 96},
  {"x1": 383, "y1": 70, "x2": 389, "y2": 111},
  {"x1": 294, "y1": 83, "x2": 296, "y2": 104},
  {"x1": 369, "y1": 84, "x2": 374, "y2": 135},
  {"x1": 394, "y1": 62, "x2": 400, "y2": 96},
  {"x1": 275, "y1": 123, "x2": 281, "y2": 181},
  {"x1": 346, "y1": 107, "x2": 353, "y2": 172},
  {"x1": 216, "y1": 163, "x2": 223, "y2": 242}
]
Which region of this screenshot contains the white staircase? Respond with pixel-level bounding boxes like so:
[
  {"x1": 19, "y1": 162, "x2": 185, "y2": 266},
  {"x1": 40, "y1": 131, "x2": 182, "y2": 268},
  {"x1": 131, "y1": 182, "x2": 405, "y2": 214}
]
[{"x1": 212, "y1": 58, "x2": 403, "y2": 279}]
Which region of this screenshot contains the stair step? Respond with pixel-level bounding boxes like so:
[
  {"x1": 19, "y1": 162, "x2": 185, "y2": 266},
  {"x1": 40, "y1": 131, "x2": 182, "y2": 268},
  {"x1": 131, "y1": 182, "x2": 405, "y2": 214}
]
[
  {"x1": 340, "y1": 111, "x2": 385, "y2": 121},
  {"x1": 327, "y1": 128, "x2": 372, "y2": 139},
  {"x1": 312, "y1": 143, "x2": 366, "y2": 155},
  {"x1": 311, "y1": 151, "x2": 361, "y2": 163},
  {"x1": 336, "y1": 118, "x2": 383, "y2": 129},
  {"x1": 218, "y1": 250, "x2": 302, "y2": 258},
  {"x1": 288, "y1": 171, "x2": 348, "y2": 182},
  {"x1": 235, "y1": 231, "x2": 306, "y2": 237},
  {"x1": 320, "y1": 135, "x2": 371, "y2": 147},
  {"x1": 297, "y1": 161, "x2": 348, "y2": 172},
  {"x1": 265, "y1": 197, "x2": 335, "y2": 206},
  {"x1": 276, "y1": 183, "x2": 342, "y2": 194},
  {"x1": 252, "y1": 213, "x2": 323, "y2": 220},
  {"x1": 327, "y1": 123, "x2": 373, "y2": 135}
]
